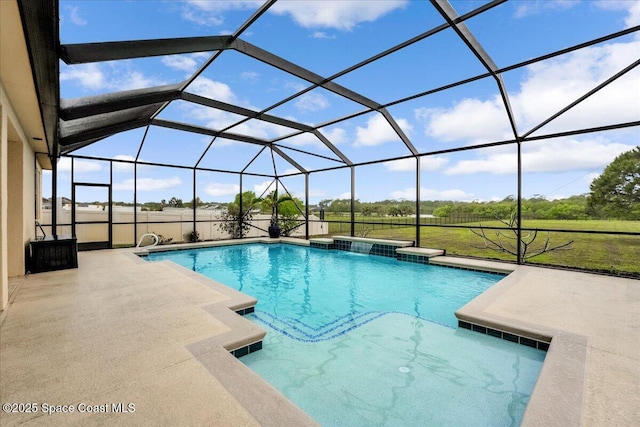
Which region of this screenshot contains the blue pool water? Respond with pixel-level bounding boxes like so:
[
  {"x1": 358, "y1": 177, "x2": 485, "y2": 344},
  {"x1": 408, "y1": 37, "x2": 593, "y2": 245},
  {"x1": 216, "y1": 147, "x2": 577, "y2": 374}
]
[{"x1": 146, "y1": 243, "x2": 545, "y2": 426}]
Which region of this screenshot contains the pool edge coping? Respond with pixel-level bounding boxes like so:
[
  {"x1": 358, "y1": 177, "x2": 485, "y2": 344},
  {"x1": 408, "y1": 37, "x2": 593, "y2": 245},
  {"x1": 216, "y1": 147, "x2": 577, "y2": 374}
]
[
  {"x1": 134, "y1": 238, "x2": 587, "y2": 426},
  {"x1": 455, "y1": 267, "x2": 587, "y2": 427},
  {"x1": 124, "y1": 250, "x2": 319, "y2": 426}
]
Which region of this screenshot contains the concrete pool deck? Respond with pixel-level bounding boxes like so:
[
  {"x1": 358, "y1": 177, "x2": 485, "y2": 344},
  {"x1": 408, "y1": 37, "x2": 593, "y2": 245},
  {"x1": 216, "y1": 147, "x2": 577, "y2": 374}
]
[{"x1": 1, "y1": 240, "x2": 638, "y2": 426}]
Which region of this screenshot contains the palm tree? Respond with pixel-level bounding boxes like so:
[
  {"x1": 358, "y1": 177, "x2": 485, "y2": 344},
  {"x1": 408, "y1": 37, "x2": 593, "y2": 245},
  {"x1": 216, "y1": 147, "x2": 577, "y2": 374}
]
[{"x1": 259, "y1": 190, "x2": 293, "y2": 237}]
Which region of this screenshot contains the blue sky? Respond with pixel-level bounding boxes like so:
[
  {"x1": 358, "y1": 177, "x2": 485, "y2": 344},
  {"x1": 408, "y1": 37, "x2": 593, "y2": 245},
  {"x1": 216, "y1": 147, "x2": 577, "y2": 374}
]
[{"x1": 45, "y1": 0, "x2": 640, "y2": 204}]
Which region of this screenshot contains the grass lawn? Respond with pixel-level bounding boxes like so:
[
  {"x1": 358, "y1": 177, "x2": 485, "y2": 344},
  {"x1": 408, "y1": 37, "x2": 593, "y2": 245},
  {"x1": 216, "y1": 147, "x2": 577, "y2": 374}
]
[{"x1": 319, "y1": 217, "x2": 640, "y2": 276}]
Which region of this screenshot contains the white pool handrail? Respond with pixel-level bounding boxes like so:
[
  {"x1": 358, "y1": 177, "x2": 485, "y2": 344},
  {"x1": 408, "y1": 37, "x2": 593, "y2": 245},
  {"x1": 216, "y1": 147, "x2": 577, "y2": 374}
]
[{"x1": 136, "y1": 233, "x2": 159, "y2": 248}]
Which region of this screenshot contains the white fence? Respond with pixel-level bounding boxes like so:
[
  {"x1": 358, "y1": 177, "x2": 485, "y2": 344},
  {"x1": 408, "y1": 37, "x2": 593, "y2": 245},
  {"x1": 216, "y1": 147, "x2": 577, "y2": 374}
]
[{"x1": 40, "y1": 208, "x2": 328, "y2": 246}]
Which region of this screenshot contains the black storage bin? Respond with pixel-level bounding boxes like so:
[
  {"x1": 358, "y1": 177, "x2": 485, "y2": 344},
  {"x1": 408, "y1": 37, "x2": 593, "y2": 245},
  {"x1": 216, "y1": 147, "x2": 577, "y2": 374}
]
[{"x1": 29, "y1": 235, "x2": 78, "y2": 273}]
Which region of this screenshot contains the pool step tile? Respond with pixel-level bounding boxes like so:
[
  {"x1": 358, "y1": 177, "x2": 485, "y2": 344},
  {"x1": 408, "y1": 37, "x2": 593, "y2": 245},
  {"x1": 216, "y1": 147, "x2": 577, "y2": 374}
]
[
  {"x1": 234, "y1": 306, "x2": 255, "y2": 316},
  {"x1": 458, "y1": 320, "x2": 550, "y2": 351},
  {"x1": 231, "y1": 340, "x2": 263, "y2": 358}
]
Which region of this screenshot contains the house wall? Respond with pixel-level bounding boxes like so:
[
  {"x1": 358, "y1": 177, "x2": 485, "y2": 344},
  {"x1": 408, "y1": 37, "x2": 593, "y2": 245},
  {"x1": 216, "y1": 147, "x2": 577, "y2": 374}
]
[
  {"x1": 0, "y1": 83, "x2": 38, "y2": 311},
  {"x1": 0, "y1": 103, "x2": 7, "y2": 310},
  {"x1": 7, "y1": 135, "x2": 24, "y2": 277}
]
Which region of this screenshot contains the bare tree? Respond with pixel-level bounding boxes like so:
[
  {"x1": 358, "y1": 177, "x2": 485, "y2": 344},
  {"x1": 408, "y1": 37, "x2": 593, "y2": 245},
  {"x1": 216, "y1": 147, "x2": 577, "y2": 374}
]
[{"x1": 470, "y1": 211, "x2": 573, "y2": 262}]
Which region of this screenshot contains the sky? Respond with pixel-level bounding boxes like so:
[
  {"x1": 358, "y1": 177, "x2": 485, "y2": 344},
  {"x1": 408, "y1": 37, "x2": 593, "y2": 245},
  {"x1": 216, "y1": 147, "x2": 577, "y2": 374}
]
[{"x1": 45, "y1": 0, "x2": 640, "y2": 204}]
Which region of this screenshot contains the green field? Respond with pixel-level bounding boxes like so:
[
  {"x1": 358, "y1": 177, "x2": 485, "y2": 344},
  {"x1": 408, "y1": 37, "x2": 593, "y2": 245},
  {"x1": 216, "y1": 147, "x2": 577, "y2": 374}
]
[{"x1": 317, "y1": 216, "x2": 640, "y2": 276}]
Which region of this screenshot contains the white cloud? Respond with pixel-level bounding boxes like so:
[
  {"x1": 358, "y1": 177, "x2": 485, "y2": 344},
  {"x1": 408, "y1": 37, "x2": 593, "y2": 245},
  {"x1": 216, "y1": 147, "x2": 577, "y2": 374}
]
[
  {"x1": 181, "y1": 1, "x2": 262, "y2": 26},
  {"x1": 181, "y1": 0, "x2": 407, "y2": 31},
  {"x1": 414, "y1": 38, "x2": 640, "y2": 143},
  {"x1": 185, "y1": 77, "x2": 249, "y2": 132},
  {"x1": 596, "y1": 1, "x2": 640, "y2": 28},
  {"x1": 624, "y1": 1, "x2": 640, "y2": 27},
  {"x1": 204, "y1": 183, "x2": 240, "y2": 197},
  {"x1": 416, "y1": 97, "x2": 512, "y2": 144},
  {"x1": 60, "y1": 62, "x2": 166, "y2": 93},
  {"x1": 322, "y1": 127, "x2": 348, "y2": 145},
  {"x1": 295, "y1": 92, "x2": 330, "y2": 112},
  {"x1": 113, "y1": 154, "x2": 136, "y2": 162},
  {"x1": 240, "y1": 71, "x2": 259, "y2": 83},
  {"x1": 60, "y1": 63, "x2": 105, "y2": 90},
  {"x1": 285, "y1": 81, "x2": 307, "y2": 92},
  {"x1": 355, "y1": 114, "x2": 412, "y2": 147},
  {"x1": 120, "y1": 71, "x2": 162, "y2": 91},
  {"x1": 66, "y1": 6, "x2": 87, "y2": 26},
  {"x1": 181, "y1": 9, "x2": 223, "y2": 26},
  {"x1": 280, "y1": 132, "x2": 324, "y2": 148},
  {"x1": 514, "y1": 0, "x2": 576, "y2": 18},
  {"x1": 444, "y1": 138, "x2": 634, "y2": 175},
  {"x1": 425, "y1": 189, "x2": 474, "y2": 201},
  {"x1": 113, "y1": 177, "x2": 182, "y2": 192},
  {"x1": 514, "y1": 40, "x2": 640, "y2": 134},
  {"x1": 337, "y1": 192, "x2": 353, "y2": 199},
  {"x1": 231, "y1": 120, "x2": 293, "y2": 140},
  {"x1": 162, "y1": 55, "x2": 199, "y2": 73},
  {"x1": 112, "y1": 155, "x2": 136, "y2": 172},
  {"x1": 189, "y1": 76, "x2": 238, "y2": 104},
  {"x1": 421, "y1": 156, "x2": 450, "y2": 171},
  {"x1": 271, "y1": 1, "x2": 408, "y2": 31},
  {"x1": 111, "y1": 155, "x2": 153, "y2": 173},
  {"x1": 311, "y1": 31, "x2": 336, "y2": 39},
  {"x1": 57, "y1": 157, "x2": 102, "y2": 173},
  {"x1": 384, "y1": 156, "x2": 450, "y2": 172},
  {"x1": 254, "y1": 180, "x2": 277, "y2": 196},
  {"x1": 281, "y1": 168, "x2": 302, "y2": 175},
  {"x1": 185, "y1": 77, "x2": 299, "y2": 141},
  {"x1": 389, "y1": 188, "x2": 416, "y2": 200},
  {"x1": 391, "y1": 187, "x2": 474, "y2": 201}
]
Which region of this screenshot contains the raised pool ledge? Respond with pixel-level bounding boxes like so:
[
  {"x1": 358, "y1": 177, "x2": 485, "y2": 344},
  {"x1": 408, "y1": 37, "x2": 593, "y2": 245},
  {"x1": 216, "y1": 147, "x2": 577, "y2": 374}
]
[
  {"x1": 308, "y1": 237, "x2": 335, "y2": 250},
  {"x1": 429, "y1": 255, "x2": 517, "y2": 274},
  {"x1": 331, "y1": 235, "x2": 414, "y2": 247},
  {"x1": 331, "y1": 235, "x2": 414, "y2": 258},
  {"x1": 396, "y1": 247, "x2": 445, "y2": 264}
]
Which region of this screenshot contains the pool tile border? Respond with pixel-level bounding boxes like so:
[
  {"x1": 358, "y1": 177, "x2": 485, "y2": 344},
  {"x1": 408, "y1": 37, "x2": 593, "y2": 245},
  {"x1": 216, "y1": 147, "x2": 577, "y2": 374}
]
[
  {"x1": 230, "y1": 340, "x2": 263, "y2": 358},
  {"x1": 331, "y1": 236, "x2": 414, "y2": 258},
  {"x1": 397, "y1": 253, "x2": 431, "y2": 264},
  {"x1": 458, "y1": 320, "x2": 550, "y2": 351},
  {"x1": 235, "y1": 306, "x2": 255, "y2": 316},
  {"x1": 309, "y1": 240, "x2": 334, "y2": 250}
]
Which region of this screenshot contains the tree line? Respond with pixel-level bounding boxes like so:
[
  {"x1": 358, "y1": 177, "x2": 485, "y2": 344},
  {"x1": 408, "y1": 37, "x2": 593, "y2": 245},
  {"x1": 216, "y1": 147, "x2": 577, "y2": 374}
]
[
  {"x1": 317, "y1": 195, "x2": 597, "y2": 220},
  {"x1": 319, "y1": 147, "x2": 639, "y2": 221},
  {"x1": 102, "y1": 146, "x2": 638, "y2": 220}
]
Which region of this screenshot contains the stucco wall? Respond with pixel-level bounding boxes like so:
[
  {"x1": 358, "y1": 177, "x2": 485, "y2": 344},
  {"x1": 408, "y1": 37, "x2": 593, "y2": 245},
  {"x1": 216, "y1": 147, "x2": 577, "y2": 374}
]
[
  {"x1": 1, "y1": 82, "x2": 38, "y2": 311},
  {"x1": 40, "y1": 209, "x2": 328, "y2": 246},
  {"x1": 4, "y1": 103, "x2": 36, "y2": 277},
  {"x1": 7, "y1": 138, "x2": 24, "y2": 277},
  {"x1": 0, "y1": 103, "x2": 7, "y2": 310}
]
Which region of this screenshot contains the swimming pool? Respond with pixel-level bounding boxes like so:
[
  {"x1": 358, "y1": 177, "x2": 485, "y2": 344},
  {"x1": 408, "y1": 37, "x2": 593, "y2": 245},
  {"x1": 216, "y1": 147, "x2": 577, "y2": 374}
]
[{"x1": 146, "y1": 243, "x2": 545, "y2": 426}]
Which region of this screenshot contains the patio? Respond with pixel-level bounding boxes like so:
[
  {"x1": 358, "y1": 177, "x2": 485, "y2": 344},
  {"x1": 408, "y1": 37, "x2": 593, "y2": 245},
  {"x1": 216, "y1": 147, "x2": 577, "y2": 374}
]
[
  {"x1": 1, "y1": 1, "x2": 639, "y2": 425},
  {"x1": 1, "y1": 244, "x2": 639, "y2": 425}
]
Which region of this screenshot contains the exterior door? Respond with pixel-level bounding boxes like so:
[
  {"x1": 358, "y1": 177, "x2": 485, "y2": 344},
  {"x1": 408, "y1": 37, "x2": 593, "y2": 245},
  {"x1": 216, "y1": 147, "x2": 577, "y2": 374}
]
[{"x1": 72, "y1": 183, "x2": 112, "y2": 251}]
